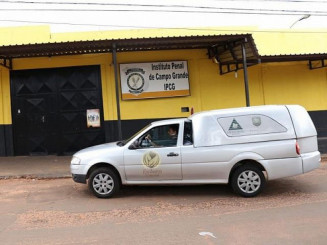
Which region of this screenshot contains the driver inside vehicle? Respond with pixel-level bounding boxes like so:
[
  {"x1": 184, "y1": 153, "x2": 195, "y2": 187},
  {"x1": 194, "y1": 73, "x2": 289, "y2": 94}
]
[
  {"x1": 167, "y1": 124, "x2": 178, "y2": 140},
  {"x1": 144, "y1": 124, "x2": 179, "y2": 147}
]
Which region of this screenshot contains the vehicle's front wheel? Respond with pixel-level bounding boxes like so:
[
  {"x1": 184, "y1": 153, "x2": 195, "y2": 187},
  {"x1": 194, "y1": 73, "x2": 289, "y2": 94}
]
[
  {"x1": 231, "y1": 164, "x2": 265, "y2": 197},
  {"x1": 88, "y1": 167, "x2": 120, "y2": 198}
]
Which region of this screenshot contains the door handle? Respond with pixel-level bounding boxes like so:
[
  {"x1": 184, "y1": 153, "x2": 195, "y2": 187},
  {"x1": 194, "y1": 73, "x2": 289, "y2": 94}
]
[{"x1": 167, "y1": 152, "x2": 179, "y2": 157}]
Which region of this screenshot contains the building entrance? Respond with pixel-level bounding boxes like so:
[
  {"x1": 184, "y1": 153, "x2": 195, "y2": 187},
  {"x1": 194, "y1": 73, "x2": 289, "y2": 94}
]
[{"x1": 11, "y1": 65, "x2": 105, "y2": 155}]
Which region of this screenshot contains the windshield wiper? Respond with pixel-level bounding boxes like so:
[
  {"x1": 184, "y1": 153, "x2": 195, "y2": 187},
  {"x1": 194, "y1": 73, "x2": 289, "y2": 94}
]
[{"x1": 116, "y1": 141, "x2": 125, "y2": 147}]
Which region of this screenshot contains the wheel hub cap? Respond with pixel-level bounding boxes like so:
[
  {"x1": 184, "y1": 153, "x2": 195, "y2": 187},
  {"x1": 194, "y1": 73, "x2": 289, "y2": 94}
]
[
  {"x1": 237, "y1": 170, "x2": 261, "y2": 194},
  {"x1": 93, "y1": 173, "x2": 114, "y2": 195}
]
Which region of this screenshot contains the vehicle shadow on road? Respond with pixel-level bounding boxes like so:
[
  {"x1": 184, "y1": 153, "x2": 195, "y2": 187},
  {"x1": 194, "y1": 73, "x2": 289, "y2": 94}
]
[
  {"x1": 261, "y1": 178, "x2": 325, "y2": 197},
  {"x1": 116, "y1": 184, "x2": 234, "y2": 198},
  {"x1": 76, "y1": 176, "x2": 323, "y2": 199}
]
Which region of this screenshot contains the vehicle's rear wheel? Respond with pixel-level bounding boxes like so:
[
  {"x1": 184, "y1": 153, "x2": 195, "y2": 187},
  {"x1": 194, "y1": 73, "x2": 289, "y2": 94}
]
[
  {"x1": 88, "y1": 167, "x2": 120, "y2": 198},
  {"x1": 231, "y1": 164, "x2": 265, "y2": 197}
]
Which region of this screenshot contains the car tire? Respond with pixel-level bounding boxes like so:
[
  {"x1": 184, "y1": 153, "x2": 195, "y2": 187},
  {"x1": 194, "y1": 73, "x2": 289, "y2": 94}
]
[
  {"x1": 88, "y1": 167, "x2": 120, "y2": 198},
  {"x1": 231, "y1": 164, "x2": 265, "y2": 197}
]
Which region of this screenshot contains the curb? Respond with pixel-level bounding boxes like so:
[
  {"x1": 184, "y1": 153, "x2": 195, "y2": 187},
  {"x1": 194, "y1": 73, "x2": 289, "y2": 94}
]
[{"x1": 0, "y1": 175, "x2": 71, "y2": 180}]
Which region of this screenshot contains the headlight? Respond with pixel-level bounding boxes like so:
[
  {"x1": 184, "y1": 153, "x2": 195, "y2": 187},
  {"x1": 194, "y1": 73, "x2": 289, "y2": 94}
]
[{"x1": 71, "y1": 156, "x2": 81, "y2": 165}]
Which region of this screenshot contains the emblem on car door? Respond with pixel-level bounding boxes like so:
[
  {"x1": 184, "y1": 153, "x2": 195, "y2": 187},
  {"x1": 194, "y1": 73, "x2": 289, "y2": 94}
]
[{"x1": 142, "y1": 151, "x2": 161, "y2": 169}]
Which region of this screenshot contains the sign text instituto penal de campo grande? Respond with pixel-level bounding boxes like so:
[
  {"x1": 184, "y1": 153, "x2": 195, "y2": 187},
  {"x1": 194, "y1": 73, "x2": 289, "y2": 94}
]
[{"x1": 120, "y1": 61, "x2": 190, "y2": 100}]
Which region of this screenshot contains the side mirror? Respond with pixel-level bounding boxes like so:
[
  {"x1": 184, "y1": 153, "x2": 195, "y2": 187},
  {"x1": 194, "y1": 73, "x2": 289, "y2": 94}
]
[{"x1": 128, "y1": 141, "x2": 140, "y2": 150}]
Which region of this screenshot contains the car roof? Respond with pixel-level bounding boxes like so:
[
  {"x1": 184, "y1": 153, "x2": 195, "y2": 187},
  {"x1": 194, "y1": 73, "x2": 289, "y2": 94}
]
[
  {"x1": 150, "y1": 118, "x2": 187, "y2": 126},
  {"x1": 188, "y1": 105, "x2": 288, "y2": 120}
]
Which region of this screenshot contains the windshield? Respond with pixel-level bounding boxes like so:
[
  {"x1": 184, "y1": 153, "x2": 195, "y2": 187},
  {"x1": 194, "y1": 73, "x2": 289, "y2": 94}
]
[{"x1": 116, "y1": 124, "x2": 152, "y2": 146}]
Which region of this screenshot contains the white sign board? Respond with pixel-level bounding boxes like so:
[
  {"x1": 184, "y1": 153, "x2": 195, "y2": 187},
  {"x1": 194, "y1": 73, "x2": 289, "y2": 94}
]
[
  {"x1": 86, "y1": 109, "x2": 101, "y2": 128},
  {"x1": 120, "y1": 61, "x2": 190, "y2": 100}
]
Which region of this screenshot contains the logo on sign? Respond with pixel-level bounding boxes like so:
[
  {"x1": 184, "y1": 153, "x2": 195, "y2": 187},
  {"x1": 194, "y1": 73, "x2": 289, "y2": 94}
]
[{"x1": 126, "y1": 68, "x2": 147, "y2": 95}]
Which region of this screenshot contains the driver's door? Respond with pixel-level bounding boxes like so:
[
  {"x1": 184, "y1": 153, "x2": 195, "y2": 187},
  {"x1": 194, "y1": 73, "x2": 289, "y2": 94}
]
[{"x1": 124, "y1": 124, "x2": 182, "y2": 181}]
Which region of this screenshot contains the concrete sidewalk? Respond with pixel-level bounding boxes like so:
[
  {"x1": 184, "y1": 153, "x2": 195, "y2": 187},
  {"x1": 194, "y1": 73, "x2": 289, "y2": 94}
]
[
  {"x1": 0, "y1": 154, "x2": 326, "y2": 180},
  {"x1": 0, "y1": 155, "x2": 72, "y2": 179}
]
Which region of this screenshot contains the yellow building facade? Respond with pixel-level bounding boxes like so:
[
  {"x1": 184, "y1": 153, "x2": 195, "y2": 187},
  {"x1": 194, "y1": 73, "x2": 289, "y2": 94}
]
[{"x1": 0, "y1": 26, "x2": 327, "y2": 155}]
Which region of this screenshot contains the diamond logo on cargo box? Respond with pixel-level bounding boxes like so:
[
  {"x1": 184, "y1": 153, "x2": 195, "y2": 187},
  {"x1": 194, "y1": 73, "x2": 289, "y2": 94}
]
[{"x1": 229, "y1": 119, "x2": 243, "y2": 130}]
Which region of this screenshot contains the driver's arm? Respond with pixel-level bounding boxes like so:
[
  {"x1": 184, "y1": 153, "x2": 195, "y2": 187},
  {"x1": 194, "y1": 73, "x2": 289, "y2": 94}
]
[{"x1": 145, "y1": 134, "x2": 158, "y2": 147}]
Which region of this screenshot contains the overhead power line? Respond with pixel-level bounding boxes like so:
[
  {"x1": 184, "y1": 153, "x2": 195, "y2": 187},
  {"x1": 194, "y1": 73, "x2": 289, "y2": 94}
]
[
  {"x1": 0, "y1": 19, "x2": 152, "y2": 28},
  {"x1": 1, "y1": 8, "x2": 327, "y2": 16},
  {"x1": 0, "y1": 0, "x2": 325, "y2": 17},
  {"x1": 211, "y1": 0, "x2": 327, "y2": 2},
  {"x1": 0, "y1": 0, "x2": 326, "y2": 15},
  {"x1": 1, "y1": 19, "x2": 327, "y2": 34},
  {"x1": 2, "y1": 0, "x2": 327, "y2": 5}
]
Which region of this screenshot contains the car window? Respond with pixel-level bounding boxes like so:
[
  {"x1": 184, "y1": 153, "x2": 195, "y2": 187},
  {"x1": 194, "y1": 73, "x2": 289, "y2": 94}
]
[
  {"x1": 139, "y1": 124, "x2": 179, "y2": 148},
  {"x1": 183, "y1": 121, "x2": 193, "y2": 145},
  {"x1": 120, "y1": 124, "x2": 151, "y2": 146}
]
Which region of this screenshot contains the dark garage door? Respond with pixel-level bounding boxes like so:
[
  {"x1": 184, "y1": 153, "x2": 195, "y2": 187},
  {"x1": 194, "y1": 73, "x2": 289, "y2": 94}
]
[{"x1": 11, "y1": 65, "x2": 105, "y2": 155}]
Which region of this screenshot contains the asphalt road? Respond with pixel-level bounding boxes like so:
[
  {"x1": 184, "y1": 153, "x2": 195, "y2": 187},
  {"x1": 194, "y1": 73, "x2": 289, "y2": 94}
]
[{"x1": 0, "y1": 162, "x2": 326, "y2": 245}]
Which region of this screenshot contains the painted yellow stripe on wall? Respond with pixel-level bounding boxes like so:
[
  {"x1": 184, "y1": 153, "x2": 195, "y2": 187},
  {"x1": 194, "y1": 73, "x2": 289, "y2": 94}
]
[
  {"x1": 122, "y1": 90, "x2": 190, "y2": 100},
  {"x1": 0, "y1": 68, "x2": 12, "y2": 124}
]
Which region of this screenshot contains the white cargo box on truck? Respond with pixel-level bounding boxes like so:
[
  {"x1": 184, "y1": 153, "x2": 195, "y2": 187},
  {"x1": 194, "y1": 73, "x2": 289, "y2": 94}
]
[
  {"x1": 191, "y1": 105, "x2": 297, "y2": 147},
  {"x1": 188, "y1": 105, "x2": 320, "y2": 180}
]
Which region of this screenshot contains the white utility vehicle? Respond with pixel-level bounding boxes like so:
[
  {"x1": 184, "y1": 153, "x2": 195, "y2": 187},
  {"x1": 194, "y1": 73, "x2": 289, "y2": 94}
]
[{"x1": 71, "y1": 105, "x2": 321, "y2": 198}]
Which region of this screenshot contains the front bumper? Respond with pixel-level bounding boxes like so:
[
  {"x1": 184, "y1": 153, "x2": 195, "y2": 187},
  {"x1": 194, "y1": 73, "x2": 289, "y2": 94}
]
[{"x1": 72, "y1": 174, "x2": 87, "y2": 184}]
